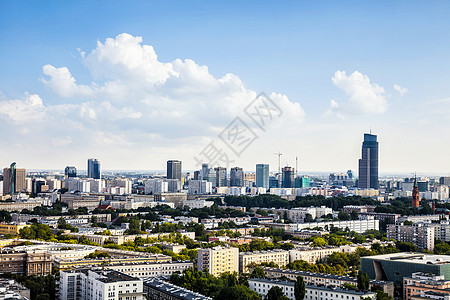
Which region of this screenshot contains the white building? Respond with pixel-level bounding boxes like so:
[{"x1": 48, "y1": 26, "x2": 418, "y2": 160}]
[
  {"x1": 288, "y1": 206, "x2": 333, "y2": 223},
  {"x1": 183, "y1": 199, "x2": 214, "y2": 209},
  {"x1": 228, "y1": 187, "x2": 247, "y2": 196},
  {"x1": 239, "y1": 249, "x2": 289, "y2": 273},
  {"x1": 60, "y1": 268, "x2": 145, "y2": 300},
  {"x1": 106, "y1": 261, "x2": 193, "y2": 278},
  {"x1": 387, "y1": 223, "x2": 435, "y2": 251},
  {"x1": 165, "y1": 179, "x2": 181, "y2": 193},
  {"x1": 248, "y1": 278, "x2": 376, "y2": 300},
  {"x1": 144, "y1": 179, "x2": 168, "y2": 195},
  {"x1": 281, "y1": 219, "x2": 379, "y2": 234},
  {"x1": 108, "y1": 179, "x2": 132, "y2": 195},
  {"x1": 188, "y1": 180, "x2": 212, "y2": 195}
]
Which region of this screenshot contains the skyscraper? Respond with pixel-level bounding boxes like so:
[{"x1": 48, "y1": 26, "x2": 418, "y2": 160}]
[
  {"x1": 214, "y1": 167, "x2": 227, "y2": 187},
  {"x1": 65, "y1": 166, "x2": 77, "y2": 178},
  {"x1": 256, "y1": 164, "x2": 269, "y2": 189},
  {"x1": 282, "y1": 166, "x2": 294, "y2": 188},
  {"x1": 230, "y1": 167, "x2": 244, "y2": 187},
  {"x1": 87, "y1": 158, "x2": 101, "y2": 179},
  {"x1": 167, "y1": 160, "x2": 182, "y2": 180},
  {"x1": 3, "y1": 162, "x2": 26, "y2": 194},
  {"x1": 358, "y1": 133, "x2": 379, "y2": 189}
]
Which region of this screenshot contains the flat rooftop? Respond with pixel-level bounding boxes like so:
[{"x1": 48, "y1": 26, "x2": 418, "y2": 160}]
[{"x1": 362, "y1": 253, "x2": 450, "y2": 265}]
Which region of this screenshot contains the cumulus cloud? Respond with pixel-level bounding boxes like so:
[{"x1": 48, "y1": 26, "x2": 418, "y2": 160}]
[
  {"x1": 330, "y1": 70, "x2": 388, "y2": 115},
  {"x1": 393, "y1": 84, "x2": 408, "y2": 96},
  {"x1": 4, "y1": 33, "x2": 306, "y2": 168}
]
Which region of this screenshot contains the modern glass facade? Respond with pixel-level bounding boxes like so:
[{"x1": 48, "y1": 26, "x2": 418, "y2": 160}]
[
  {"x1": 256, "y1": 164, "x2": 269, "y2": 189},
  {"x1": 167, "y1": 160, "x2": 182, "y2": 180},
  {"x1": 87, "y1": 158, "x2": 101, "y2": 179},
  {"x1": 358, "y1": 133, "x2": 379, "y2": 189}
]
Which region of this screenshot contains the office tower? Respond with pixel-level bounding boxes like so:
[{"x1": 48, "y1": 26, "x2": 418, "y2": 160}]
[
  {"x1": 256, "y1": 164, "x2": 269, "y2": 189},
  {"x1": 167, "y1": 160, "x2": 182, "y2": 180},
  {"x1": 3, "y1": 162, "x2": 26, "y2": 194},
  {"x1": 64, "y1": 166, "x2": 77, "y2": 178},
  {"x1": 269, "y1": 176, "x2": 279, "y2": 188},
  {"x1": 295, "y1": 176, "x2": 310, "y2": 188},
  {"x1": 358, "y1": 133, "x2": 379, "y2": 189},
  {"x1": 347, "y1": 170, "x2": 353, "y2": 179},
  {"x1": 200, "y1": 163, "x2": 210, "y2": 181},
  {"x1": 282, "y1": 166, "x2": 294, "y2": 188},
  {"x1": 230, "y1": 167, "x2": 244, "y2": 187},
  {"x1": 87, "y1": 158, "x2": 101, "y2": 179},
  {"x1": 214, "y1": 167, "x2": 227, "y2": 187}
]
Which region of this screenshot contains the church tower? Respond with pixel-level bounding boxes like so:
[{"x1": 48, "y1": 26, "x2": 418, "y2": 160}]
[{"x1": 412, "y1": 175, "x2": 420, "y2": 208}]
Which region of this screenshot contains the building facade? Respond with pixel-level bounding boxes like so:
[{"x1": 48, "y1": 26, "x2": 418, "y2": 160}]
[
  {"x1": 87, "y1": 158, "x2": 101, "y2": 179},
  {"x1": 358, "y1": 133, "x2": 379, "y2": 189},
  {"x1": 167, "y1": 160, "x2": 182, "y2": 181},
  {"x1": 197, "y1": 246, "x2": 239, "y2": 277}
]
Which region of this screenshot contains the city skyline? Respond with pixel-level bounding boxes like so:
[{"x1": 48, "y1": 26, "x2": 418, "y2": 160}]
[{"x1": 1, "y1": 1, "x2": 450, "y2": 173}]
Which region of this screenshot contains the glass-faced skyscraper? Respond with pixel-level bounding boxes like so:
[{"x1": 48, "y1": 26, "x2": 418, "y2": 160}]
[
  {"x1": 65, "y1": 166, "x2": 77, "y2": 178},
  {"x1": 256, "y1": 164, "x2": 269, "y2": 189},
  {"x1": 167, "y1": 160, "x2": 182, "y2": 181},
  {"x1": 358, "y1": 133, "x2": 379, "y2": 189},
  {"x1": 87, "y1": 158, "x2": 101, "y2": 179},
  {"x1": 230, "y1": 167, "x2": 244, "y2": 187}
]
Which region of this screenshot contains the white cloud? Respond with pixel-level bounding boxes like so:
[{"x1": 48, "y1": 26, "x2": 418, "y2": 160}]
[
  {"x1": 2, "y1": 33, "x2": 306, "y2": 169},
  {"x1": 330, "y1": 70, "x2": 388, "y2": 115},
  {"x1": 393, "y1": 84, "x2": 408, "y2": 96}
]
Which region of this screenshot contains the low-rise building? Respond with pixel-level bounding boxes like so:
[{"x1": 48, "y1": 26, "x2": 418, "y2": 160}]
[
  {"x1": 143, "y1": 277, "x2": 212, "y2": 300},
  {"x1": 239, "y1": 249, "x2": 289, "y2": 273},
  {"x1": 404, "y1": 272, "x2": 450, "y2": 300},
  {"x1": 0, "y1": 248, "x2": 52, "y2": 276},
  {"x1": 0, "y1": 278, "x2": 30, "y2": 300},
  {"x1": 107, "y1": 261, "x2": 194, "y2": 278},
  {"x1": 262, "y1": 267, "x2": 394, "y2": 296},
  {"x1": 0, "y1": 223, "x2": 29, "y2": 235},
  {"x1": 248, "y1": 278, "x2": 376, "y2": 300}
]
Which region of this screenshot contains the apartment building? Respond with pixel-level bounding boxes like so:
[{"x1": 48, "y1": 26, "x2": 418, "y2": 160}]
[
  {"x1": 107, "y1": 261, "x2": 193, "y2": 278},
  {"x1": 143, "y1": 277, "x2": 212, "y2": 300},
  {"x1": 387, "y1": 223, "x2": 435, "y2": 251},
  {"x1": 59, "y1": 268, "x2": 145, "y2": 300},
  {"x1": 248, "y1": 278, "x2": 376, "y2": 300},
  {"x1": 239, "y1": 249, "x2": 289, "y2": 273},
  {"x1": 404, "y1": 273, "x2": 450, "y2": 300},
  {"x1": 0, "y1": 223, "x2": 29, "y2": 235},
  {"x1": 197, "y1": 246, "x2": 239, "y2": 277},
  {"x1": 262, "y1": 267, "x2": 394, "y2": 296}
]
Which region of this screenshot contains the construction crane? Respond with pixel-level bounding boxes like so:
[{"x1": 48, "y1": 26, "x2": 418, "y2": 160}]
[{"x1": 274, "y1": 152, "x2": 282, "y2": 174}]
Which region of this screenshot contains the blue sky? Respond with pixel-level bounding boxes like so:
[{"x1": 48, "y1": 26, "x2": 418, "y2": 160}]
[{"x1": 1, "y1": 1, "x2": 450, "y2": 174}]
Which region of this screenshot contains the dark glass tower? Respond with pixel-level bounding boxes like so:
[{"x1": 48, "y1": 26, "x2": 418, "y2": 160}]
[
  {"x1": 87, "y1": 158, "x2": 101, "y2": 179},
  {"x1": 230, "y1": 167, "x2": 244, "y2": 187},
  {"x1": 256, "y1": 164, "x2": 269, "y2": 189},
  {"x1": 358, "y1": 133, "x2": 379, "y2": 189},
  {"x1": 65, "y1": 166, "x2": 77, "y2": 178},
  {"x1": 167, "y1": 160, "x2": 182, "y2": 180},
  {"x1": 282, "y1": 166, "x2": 294, "y2": 188}
]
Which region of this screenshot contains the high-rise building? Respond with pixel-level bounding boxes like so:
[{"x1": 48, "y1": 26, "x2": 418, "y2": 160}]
[
  {"x1": 64, "y1": 166, "x2": 77, "y2": 178},
  {"x1": 167, "y1": 160, "x2": 182, "y2": 180},
  {"x1": 215, "y1": 167, "x2": 227, "y2": 187},
  {"x1": 3, "y1": 162, "x2": 26, "y2": 195},
  {"x1": 87, "y1": 158, "x2": 101, "y2": 179},
  {"x1": 358, "y1": 133, "x2": 379, "y2": 189},
  {"x1": 256, "y1": 164, "x2": 269, "y2": 189},
  {"x1": 282, "y1": 166, "x2": 294, "y2": 188},
  {"x1": 230, "y1": 167, "x2": 244, "y2": 187}
]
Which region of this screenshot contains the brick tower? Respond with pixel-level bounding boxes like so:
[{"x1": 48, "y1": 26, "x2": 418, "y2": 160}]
[{"x1": 412, "y1": 176, "x2": 420, "y2": 208}]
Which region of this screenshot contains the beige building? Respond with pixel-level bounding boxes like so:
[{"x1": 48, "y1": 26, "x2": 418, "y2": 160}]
[
  {"x1": 0, "y1": 249, "x2": 52, "y2": 276},
  {"x1": 2, "y1": 167, "x2": 26, "y2": 194},
  {"x1": 197, "y1": 246, "x2": 239, "y2": 277},
  {"x1": 404, "y1": 273, "x2": 450, "y2": 300},
  {"x1": 0, "y1": 223, "x2": 29, "y2": 235},
  {"x1": 60, "y1": 194, "x2": 104, "y2": 210},
  {"x1": 239, "y1": 249, "x2": 289, "y2": 273},
  {"x1": 154, "y1": 193, "x2": 187, "y2": 207},
  {"x1": 0, "y1": 201, "x2": 42, "y2": 212}
]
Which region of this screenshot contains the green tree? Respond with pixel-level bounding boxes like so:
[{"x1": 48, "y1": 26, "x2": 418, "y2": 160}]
[
  {"x1": 294, "y1": 276, "x2": 306, "y2": 300},
  {"x1": 250, "y1": 267, "x2": 265, "y2": 279},
  {"x1": 357, "y1": 271, "x2": 370, "y2": 291},
  {"x1": 338, "y1": 211, "x2": 351, "y2": 221},
  {"x1": 127, "y1": 217, "x2": 141, "y2": 234},
  {"x1": 265, "y1": 286, "x2": 289, "y2": 300}
]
